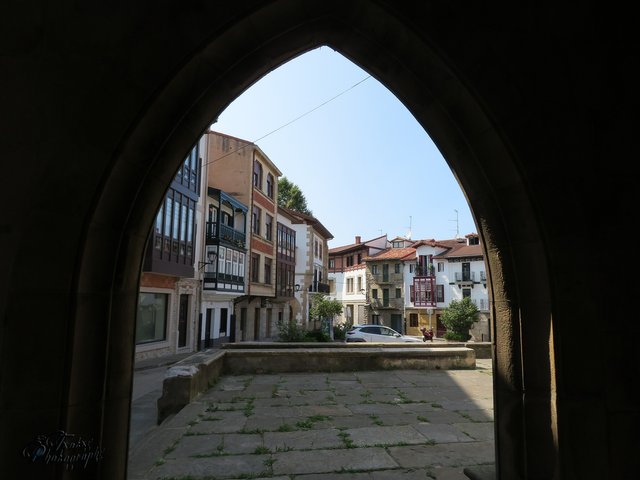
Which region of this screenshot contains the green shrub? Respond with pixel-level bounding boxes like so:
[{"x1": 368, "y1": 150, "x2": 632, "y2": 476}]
[
  {"x1": 276, "y1": 319, "x2": 306, "y2": 342},
  {"x1": 440, "y1": 297, "x2": 479, "y2": 340},
  {"x1": 304, "y1": 329, "x2": 330, "y2": 342},
  {"x1": 443, "y1": 331, "x2": 471, "y2": 341}
]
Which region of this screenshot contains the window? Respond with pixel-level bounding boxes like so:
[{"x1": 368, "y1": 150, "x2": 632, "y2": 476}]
[
  {"x1": 409, "y1": 263, "x2": 414, "y2": 273},
  {"x1": 372, "y1": 265, "x2": 379, "y2": 274},
  {"x1": 437, "y1": 262, "x2": 445, "y2": 272},
  {"x1": 252, "y1": 207, "x2": 261, "y2": 235},
  {"x1": 251, "y1": 253, "x2": 260, "y2": 282},
  {"x1": 232, "y1": 250, "x2": 239, "y2": 276},
  {"x1": 265, "y1": 214, "x2": 273, "y2": 241},
  {"x1": 393, "y1": 241, "x2": 402, "y2": 248},
  {"x1": 394, "y1": 263, "x2": 401, "y2": 274},
  {"x1": 346, "y1": 304, "x2": 354, "y2": 322},
  {"x1": 264, "y1": 257, "x2": 272, "y2": 284},
  {"x1": 219, "y1": 308, "x2": 228, "y2": 336},
  {"x1": 436, "y1": 284, "x2": 444, "y2": 302},
  {"x1": 238, "y1": 253, "x2": 245, "y2": 278},
  {"x1": 253, "y1": 159, "x2": 263, "y2": 189},
  {"x1": 346, "y1": 255, "x2": 354, "y2": 267},
  {"x1": 371, "y1": 315, "x2": 380, "y2": 325},
  {"x1": 357, "y1": 276, "x2": 362, "y2": 293},
  {"x1": 462, "y1": 262, "x2": 471, "y2": 281},
  {"x1": 372, "y1": 289, "x2": 378, "y2": 299},
  {"x1": 164, "y1": 197, "x2": 172, "y2": 237},
  {"x1": 410, "y1": 285, "x2": 415, "y2": 302},
  {"x1": 409, "y1": 313, "x2": 418, "y2": 327},
  {"x1": 154, "y1": 207, "x2": 163, "y2": 249},
  {"x1": 225, "y1": 247, "x2": 232, "y2": 274},
  {"x1": 357, "y1": 253, "x2": 362, "y2": 264},
  {"x1": 218, "y1": 248, "x2": 225, "y2": 275},
  {"x1": 266, "y1": 173, "x2": 274, "y2": 198},
  {"x1": 463, "y1": 288, "x2": 471, "y2": 298},
  {"x1": 346, "y1": 278, "x2": 354, "y2": 293},
  {"x1": 383, "y1": 289, "x2": 389, "y2": 307},
  {"x1": 136, "y1": 293, "x2": 168, "y2": 344},
  {"x1": 395, "y1": 288, "x2": 401, "y2": 298},
  {"x1": 329, "y1": 259, "x2": 335, "y2": 269}
]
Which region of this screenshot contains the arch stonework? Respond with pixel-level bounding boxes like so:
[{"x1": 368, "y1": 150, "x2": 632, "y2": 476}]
[{"x1": 0, "y1": 1, "x2": 636, "y2": 479}]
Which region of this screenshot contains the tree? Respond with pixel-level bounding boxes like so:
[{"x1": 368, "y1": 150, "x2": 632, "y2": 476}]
[
  {"x1": 278, "y1": 176, "x2": 312, "y2": 214},
  {"x1": 440, "y1": 297, "x2": 479, "y2": 341},
  {"x1": 309, "y1": 293, "x2": 343, "y2": 340}
]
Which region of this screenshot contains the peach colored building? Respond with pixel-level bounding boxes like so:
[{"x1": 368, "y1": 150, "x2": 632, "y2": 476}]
[{"x1": 204, "y1": 131, "x2": 287, "y2": 341}]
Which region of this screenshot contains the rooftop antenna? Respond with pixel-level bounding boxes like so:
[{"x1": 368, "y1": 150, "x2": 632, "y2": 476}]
[
  {"x1": 452, "y1": 209, "x2": 460, "y2": 238},
  {"x1": 405, "y1": 216, "x2": 412, "y2": 239}
]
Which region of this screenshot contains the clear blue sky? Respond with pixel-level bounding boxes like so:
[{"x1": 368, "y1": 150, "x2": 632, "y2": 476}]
[{"x1": 211, "y1": 46, "x2": 476, "y2": 248}]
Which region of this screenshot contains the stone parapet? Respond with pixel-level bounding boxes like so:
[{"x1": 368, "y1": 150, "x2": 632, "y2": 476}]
[{"x1": 157, "y1": 346, "x2": 476, "y2": 423}]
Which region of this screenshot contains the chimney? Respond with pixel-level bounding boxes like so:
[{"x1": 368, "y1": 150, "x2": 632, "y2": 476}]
[{"x1": 355, "y1": 236, "x2": 361, "y2": 244}]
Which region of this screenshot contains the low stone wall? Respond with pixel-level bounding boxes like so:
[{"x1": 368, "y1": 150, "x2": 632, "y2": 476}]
[
  {"x1": 222, "y1": 341, "x2": 493, "y2": 359},
  {"x1": 156, "y1": 346, "x2": 476, "y2": 423},
  {"x1": 223, "y1": 347, "x2": 474, "y2": 374},
  {"x1": 156, "y1": 350, "x2": 225, "y2": 424}
]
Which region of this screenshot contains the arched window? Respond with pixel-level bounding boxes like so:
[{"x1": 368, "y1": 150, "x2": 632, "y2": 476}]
[
  {"x1": 266, "y1": 173, "x2": 274, "y2": 198},
  {"x1": 253, "y1": 159, "x2": 263, "y2": 189}
]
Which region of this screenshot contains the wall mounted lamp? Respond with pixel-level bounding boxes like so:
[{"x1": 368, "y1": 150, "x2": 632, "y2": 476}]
[{"x1": 198, "y1": 250, "x2": 218, "y2": 271}]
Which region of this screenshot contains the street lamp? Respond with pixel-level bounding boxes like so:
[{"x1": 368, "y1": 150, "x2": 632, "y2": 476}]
[{"x1": 198, "y1": 249, "x2": 217, "y2": 271}]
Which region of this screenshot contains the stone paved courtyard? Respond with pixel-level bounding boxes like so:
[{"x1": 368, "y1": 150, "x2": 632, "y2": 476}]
[{"x1": 128, "y1": 359, "x2": 494, "y2": 479}]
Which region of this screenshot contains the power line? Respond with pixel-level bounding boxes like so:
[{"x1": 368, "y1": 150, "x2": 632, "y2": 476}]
[{"x1": 200, "y1": 75, "x2": 372, "y2": 170}]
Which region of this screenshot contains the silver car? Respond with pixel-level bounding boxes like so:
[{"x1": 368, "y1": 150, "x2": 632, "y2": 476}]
[{"x1": 345, "y1": 324, "x2": 423, "y2": 343}]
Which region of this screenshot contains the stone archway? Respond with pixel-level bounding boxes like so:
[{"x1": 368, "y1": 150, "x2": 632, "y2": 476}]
[
  {"x1": 86, "y1": 6, "x2": 546, "y2": 480},
  {"x1": 4, "y1": 2, "x2": 634, "y2": 480}
]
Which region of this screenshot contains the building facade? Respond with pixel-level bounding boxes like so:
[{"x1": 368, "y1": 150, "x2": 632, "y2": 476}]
[
  {"x1": 328, "y1": 235, "x2": 389, "y2": 327},
  {"x1": 199, "y1": 187, "x2": 248, "y2": 347},
  {"x1": 363, "y1": 246, "x2": 416, "y2": 333},
  {"x1": 278, "y1": 207, "x2": 333, "y2": 330},
  {"x1": 136, "y1": 139, "x2": 205, "y2": 360},
  {"x1": 406, "y1": 234, "x2": 490, "y2": 340},
  {"x1": 204, "y1": 131, "x2": 287, "y2": 341}
]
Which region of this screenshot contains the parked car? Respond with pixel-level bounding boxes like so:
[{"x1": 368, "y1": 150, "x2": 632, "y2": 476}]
[{"x1": 345, "y1": 325, "x2": 423, "y2": 343}]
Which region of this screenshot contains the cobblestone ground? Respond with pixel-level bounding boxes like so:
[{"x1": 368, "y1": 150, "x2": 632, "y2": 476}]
[{"x1": 128, "y1": 360, "x2": 494, "y2": 479}]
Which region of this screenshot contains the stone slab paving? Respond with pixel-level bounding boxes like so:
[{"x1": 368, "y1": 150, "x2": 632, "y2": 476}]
[{"x1": 128, "y1": 359, "x2": 494, "y2": 479}]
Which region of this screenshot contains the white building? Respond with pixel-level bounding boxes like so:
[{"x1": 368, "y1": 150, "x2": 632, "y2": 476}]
[
  {"x1": 328, "y1": 235, "x2": 389, "y2": 326},
  {"x1": 279, "y1": 207, "x2": 333, "y2": 330},
  {"x1": 406, "y1": 234, "x2": 490, "y2": 341}
]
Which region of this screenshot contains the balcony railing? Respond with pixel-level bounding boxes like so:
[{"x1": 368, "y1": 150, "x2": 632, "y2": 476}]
[
  {"x1": 309, "y1": 281, "x2": 330, "y2": 294},
  {"x1": 206, "y1": 221, "x2": 246, "y2": 248},
  {"x1": 371, "y1": 273, "x2": 403, "y2": 283},
  {"x1": 414, "y1": 265, "x2": 435, "y2": 277},
  {"x1": 454, "y1": 271, "x2": 476, "y2": 282},
  {"x1": 370, "y1": 298, "x2": 403, "y2": 309}
]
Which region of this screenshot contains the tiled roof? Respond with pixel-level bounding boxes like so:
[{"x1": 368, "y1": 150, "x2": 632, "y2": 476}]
[
  {"x1": 363, "y1": 247, "x2": 416, "y2": 261},
  {"x1": 410, "y1": 238, "x2": 465, "y2": 249},
  {"x1": 434, "y1": 243, "x2": 483, "y2": 258}
]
